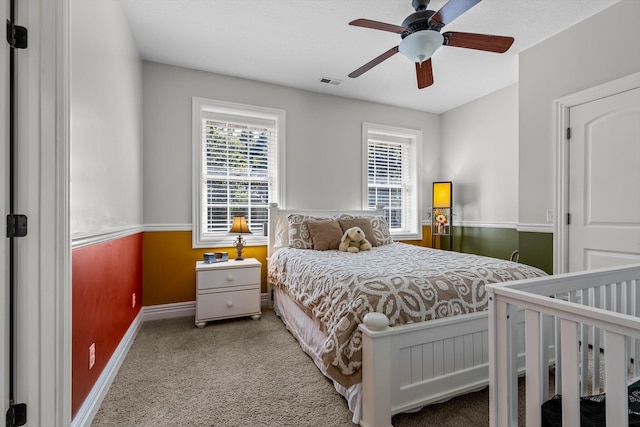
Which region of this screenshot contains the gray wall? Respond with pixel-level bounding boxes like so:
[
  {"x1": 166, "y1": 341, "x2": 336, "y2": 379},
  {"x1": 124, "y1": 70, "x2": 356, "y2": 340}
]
[
  {"x1": 440, "y1": 83, "x2": 519, "y2": 227},
  {"x1": 518, "y1": 0, "x2": 640, "y2": 226},
  {"x1": 71, "y1": 0, "x2": 143, "y2": 237},
  {"x1": 142, "y1": 62, "x2": 441, "y2": 228}
]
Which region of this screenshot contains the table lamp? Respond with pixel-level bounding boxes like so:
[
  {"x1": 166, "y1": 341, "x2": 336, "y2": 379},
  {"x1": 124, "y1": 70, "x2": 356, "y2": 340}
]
[{"x1": 229, "y1": 215, "x2": 252, "y2": 261}]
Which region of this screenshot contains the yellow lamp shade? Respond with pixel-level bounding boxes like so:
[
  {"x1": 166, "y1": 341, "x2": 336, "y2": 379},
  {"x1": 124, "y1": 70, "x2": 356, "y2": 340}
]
[
  {"x1": 432, "y1": 182, "x2": 452, "y2": 208},
  {"x1": 229, "y1": 215, "x2": 252, "y2": 234}
]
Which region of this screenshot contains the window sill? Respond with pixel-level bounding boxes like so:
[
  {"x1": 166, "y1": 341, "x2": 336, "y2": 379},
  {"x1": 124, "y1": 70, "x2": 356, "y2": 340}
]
[
  {"x1": 391, "y1": 231, "x2": 422, "y2": 241},
  {"x1": 193, "y1": 234, "x2": 268, "y2": 249}
]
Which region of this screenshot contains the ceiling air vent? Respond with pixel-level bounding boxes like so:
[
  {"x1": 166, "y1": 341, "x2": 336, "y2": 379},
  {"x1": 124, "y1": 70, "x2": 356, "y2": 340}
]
[{"x1": 320, "y1": 77, "x2": 342, "y2": 85}]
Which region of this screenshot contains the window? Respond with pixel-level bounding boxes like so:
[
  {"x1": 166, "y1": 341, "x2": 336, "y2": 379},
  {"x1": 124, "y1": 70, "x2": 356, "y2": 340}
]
[
  {"x1": 362, "y1": 122, "x2": 422, "y2": 240},
  {"x1": 192, "y1": 97, "x2": 285, "y2": 248}
]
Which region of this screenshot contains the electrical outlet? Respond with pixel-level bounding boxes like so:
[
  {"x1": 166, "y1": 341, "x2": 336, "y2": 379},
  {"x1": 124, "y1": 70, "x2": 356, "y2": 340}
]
[
  {"x1": 132, "y1": 292, "x2": 136, "y2": 308},
  {"x1": 89, "y1": 343, "x2": 96, "y2": 369},
  {"x1": 546, "y1": 209, "x2": 554, "y2": 223}
]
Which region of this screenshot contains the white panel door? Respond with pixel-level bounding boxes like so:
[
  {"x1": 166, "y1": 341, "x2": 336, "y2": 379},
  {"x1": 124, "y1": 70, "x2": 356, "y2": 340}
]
[{"x1": 568, "y1": 87, "x2": 640, "y2": 271}]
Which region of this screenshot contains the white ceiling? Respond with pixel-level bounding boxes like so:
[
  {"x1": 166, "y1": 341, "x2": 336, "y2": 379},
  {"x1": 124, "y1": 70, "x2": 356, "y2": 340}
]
[{"x1": 119, "y1": 0, "x2": 621, "y2": 114}]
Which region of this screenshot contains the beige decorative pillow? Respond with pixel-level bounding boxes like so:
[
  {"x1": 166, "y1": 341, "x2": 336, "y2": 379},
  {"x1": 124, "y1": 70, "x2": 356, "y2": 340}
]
[
  {"x1": 305, "y1": 219, "x2": 343, "y2": 250},
  {"x1": 369, "y1": 215, "x2": 393, "y2": 246},
  {"x1": 336, "y1": 214, "x2": 393, "y2": 246}
]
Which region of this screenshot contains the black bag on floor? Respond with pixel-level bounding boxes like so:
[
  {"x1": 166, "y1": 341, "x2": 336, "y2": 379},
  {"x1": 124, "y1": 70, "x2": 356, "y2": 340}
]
[{"x1": 541, "y1": 379, "x2": 640, "y2": 426}]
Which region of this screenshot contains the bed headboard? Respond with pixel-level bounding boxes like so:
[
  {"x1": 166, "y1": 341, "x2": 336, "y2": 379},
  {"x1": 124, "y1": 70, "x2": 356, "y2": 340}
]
[{"x1": 267, "y1": 203, "x2": 385, "y2": 257}]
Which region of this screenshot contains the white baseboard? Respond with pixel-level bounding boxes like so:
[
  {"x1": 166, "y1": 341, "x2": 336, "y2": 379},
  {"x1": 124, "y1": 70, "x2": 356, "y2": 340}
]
[
  {"x1": 71, "y1": 311, "x2": 143, "y2": 427},
  {"x1": 142, "y1": 300, "x2": 196, "y2": 322},
  {"x1": 261, "y1": 292, "x2": 270, "y2": 308}
]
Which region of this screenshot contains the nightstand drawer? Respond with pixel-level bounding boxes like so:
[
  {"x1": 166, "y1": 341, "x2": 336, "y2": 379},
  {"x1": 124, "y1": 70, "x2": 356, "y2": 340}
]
[
  {"x1": 196, "y1": 289, "x2": 260, "y2": 320},
  {"x1": 197, "y1": 266, "x2": 260, "y2": 291}
]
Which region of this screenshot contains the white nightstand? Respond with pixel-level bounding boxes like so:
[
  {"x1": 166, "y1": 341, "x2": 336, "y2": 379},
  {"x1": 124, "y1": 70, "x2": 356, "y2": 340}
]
[{"x1": 195, "y1": 258, "x2": 262, "y2": 328}]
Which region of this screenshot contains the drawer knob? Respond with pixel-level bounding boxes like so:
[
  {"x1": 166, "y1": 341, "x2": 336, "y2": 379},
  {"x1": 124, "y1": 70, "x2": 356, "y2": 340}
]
[
  {"x1": 226, "y1": 301, "x2": 233, "y2": 308},
  {"x1": 227, "y1": 275, "x2": 234, "y2": 281}
]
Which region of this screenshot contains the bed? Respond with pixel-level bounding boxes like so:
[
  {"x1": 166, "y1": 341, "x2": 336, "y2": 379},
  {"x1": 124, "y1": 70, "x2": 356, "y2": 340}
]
[
  {"x1": 266, "y1": 204, "x2": 547, "y2": 426},
  {"x1": 488, "y1": 263, "x2": 640, "y2": 426}
]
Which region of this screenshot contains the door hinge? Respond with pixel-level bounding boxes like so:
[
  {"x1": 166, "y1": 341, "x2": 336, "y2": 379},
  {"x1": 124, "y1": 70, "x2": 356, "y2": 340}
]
[
  {"x1": 6, "y1": 214, "x2": 28, "y2": 238},
  {"x1": 566, "y1": 127, "x2": 571, "y2": 140},
  {"x1": 6, "y1": 19, "x2": 28, "y2": 49},
  {"x1": 567, "y1": 213, "x2": 571, "y2": 225},
  {"x1": 6, "y1": 402, "x2": 27, "y2": 427}
]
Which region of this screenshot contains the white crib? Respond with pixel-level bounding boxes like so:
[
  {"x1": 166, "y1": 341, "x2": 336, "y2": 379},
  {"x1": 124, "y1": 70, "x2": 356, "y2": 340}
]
[{"x1": 488, "y1": 264, "x2": 640, "y2": 426}]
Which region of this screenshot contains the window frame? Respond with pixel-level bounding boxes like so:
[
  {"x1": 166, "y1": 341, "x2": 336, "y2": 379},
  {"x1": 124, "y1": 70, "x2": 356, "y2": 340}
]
[
  {"x1": 192, "y1": 97, "x2": 285, "y2": 248},
  {"x1": 362, "y1": 122, "x2": 422, "y2": 241}
]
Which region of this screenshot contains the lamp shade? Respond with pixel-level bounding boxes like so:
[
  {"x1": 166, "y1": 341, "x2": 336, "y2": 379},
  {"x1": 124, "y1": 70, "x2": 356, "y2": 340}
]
[
  {"x1": 229, "y1": 215, "x2": 252, "y2": 234},
  {"x1": 398, "y1": 30, "x2": 444, "y2": 64},
  {"x1": 432, "y1": 182, "x2": 452, "y2": 208}
]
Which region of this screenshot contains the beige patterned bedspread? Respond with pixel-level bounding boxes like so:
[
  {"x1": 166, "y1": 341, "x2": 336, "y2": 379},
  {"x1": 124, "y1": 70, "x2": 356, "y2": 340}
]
[{"x1": 267, "y1": 242, "x2": 547, "y2": 388}]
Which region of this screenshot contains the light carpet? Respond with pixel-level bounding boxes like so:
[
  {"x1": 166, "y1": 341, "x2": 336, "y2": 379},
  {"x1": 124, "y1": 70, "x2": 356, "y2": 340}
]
[{"x1": 91, "y1": 310, "x2": 527, "y2": 426}]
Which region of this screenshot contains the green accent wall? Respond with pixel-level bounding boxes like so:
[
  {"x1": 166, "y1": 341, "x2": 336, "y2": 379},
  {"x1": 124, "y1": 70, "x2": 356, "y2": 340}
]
[
  {"x1": 441, "y1": 226, "x2": 553, "y2": 275},
  {"x1": 454, "y1": 227, "x2": 519, "y2": 261},
  {"x1": 518, "y1": 231, "x2": 554, "y2": 275}
]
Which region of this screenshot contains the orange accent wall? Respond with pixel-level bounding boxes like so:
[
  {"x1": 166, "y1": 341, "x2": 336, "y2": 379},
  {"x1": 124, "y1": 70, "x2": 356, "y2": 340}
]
[
  {"x1": 140, "y1": 228, "x2": 432, "y2": 306},
  {"x1": 142, "y1": 231, "x2": 268, "y2": 305},
  {"x1": 71, "y1": 233, "x2": 143, "y2": 417}
]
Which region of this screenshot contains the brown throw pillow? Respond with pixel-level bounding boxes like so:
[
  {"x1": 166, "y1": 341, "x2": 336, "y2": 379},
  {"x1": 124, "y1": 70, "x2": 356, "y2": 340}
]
[
  {"x1": 338, "y1": 218, "x2": 378, "y2": 246},
  {"x1": 305, "y1": 219, "x2": 343, "y2": 250}
]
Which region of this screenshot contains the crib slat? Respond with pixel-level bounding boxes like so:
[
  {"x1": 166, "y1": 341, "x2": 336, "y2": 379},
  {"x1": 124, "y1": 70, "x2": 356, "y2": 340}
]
[
  {"x1": 490, "y1": 299, "x2": 512, "y2": 427},
  {"x1": 554, "y1": 314, "x2": 563, "y2": 395},
  {"x1": 525, "y1": 309, "x2": 542, "y2": 427},
  {"x1": 541, "y1": 313, "x2": 551, "y2": 399},
  {"x1": 579, "y1": 289, "x2": 589, "y2": 395},
  {"x1": 635, "y1": 336, "x2": 640, "y2": 379},
  {"x1": 635, "y1": 279, "x2": 640, "y2": 376},
  {"x1": 506, "y1": 304, "x2": 518, "y2": 426},
  {"x1": 605, "y1": 331, "x2": 628, "y2": 426},
  {"x1": 624, "y1": 280, "x2": 632, "y2": 315},
  {"x1": 592, "y1": 286, "x2": 602, "y2": 393},
  {"x1": 614, "y1": 281, "x2": 622, "y2": 313},
  {"x1": 561, "y1": 319, "x2": 580, "y2": 427}
]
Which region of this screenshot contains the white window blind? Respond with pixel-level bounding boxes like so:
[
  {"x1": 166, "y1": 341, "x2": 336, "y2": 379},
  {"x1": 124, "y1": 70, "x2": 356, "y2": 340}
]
[
  {"x1": 363, "y1": 123, "x2": 422, "y2": 240},
  {"x1": 193, "y1": 98, "x2": 284, "y2": 248},
  {"x1": 367, "y1": 139, "x2": 408, "y2": 229}
]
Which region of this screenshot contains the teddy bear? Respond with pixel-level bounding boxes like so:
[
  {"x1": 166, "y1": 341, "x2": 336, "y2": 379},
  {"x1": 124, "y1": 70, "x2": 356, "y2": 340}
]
[{"x1": 339, "y1": 226, "x2": 372, "y2": 253}]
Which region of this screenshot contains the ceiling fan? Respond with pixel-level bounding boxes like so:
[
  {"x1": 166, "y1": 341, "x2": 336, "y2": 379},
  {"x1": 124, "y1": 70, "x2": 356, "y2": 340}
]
[{"x1": 348, "y1": 0, "x2": 514, "y2": 89}]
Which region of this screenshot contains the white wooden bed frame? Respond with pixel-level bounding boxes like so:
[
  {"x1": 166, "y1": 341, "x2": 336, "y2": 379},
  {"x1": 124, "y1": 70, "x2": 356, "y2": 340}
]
[
  {"x1": 488, "y1": 263, "x2": 640, "y2": 427},
  {"x1": 267, "y1": 203, "x2": 531, "y2": 427}
]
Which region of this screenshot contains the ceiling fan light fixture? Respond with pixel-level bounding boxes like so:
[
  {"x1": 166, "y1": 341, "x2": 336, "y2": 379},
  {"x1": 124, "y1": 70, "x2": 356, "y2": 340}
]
[{"x1": 399, "y1": 30, "x2": 444, "y2": 63}]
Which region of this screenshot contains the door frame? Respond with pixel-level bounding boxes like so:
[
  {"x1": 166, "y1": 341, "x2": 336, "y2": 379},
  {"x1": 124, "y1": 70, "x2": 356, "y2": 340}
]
[
  {"x1": 2, "y1": 0, "x2": 9, "y2": 415},
  {"x1": 554, "y1": 72, "x2": 640, "y2": 274},
  {"x1": 6, "y1": 0, "x2": 71, "y2": 424}
]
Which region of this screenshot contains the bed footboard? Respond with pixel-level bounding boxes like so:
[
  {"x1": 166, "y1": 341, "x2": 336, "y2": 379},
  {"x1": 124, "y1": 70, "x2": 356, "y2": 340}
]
[
  {"x1": 359, "y1": 310, "x2": 522, "y2": 427},
  {"x1": 488, "y1": 264, "x2": 640, "y2": 427}
]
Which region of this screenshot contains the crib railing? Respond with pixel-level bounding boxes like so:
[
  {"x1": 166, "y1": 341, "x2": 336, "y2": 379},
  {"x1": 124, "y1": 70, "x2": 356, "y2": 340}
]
[{"x1": 487, "y1": 264, "x2": 640, "y2": 427}]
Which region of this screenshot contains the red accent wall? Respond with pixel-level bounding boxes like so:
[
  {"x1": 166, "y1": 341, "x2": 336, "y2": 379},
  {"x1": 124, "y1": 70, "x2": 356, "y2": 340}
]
[{"x1": 71, "y1": 233, "x2": 143, "y2": 417}]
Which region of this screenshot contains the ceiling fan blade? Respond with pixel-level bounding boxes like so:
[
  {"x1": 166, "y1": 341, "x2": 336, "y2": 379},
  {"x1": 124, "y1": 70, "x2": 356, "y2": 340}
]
[
  {"x1": 430, "y1": 0, "x2": 482, "y2": 27},
  {"x1": 443, "y1": 31, "x2": 514, "y2": 53},
  {"x1": 349, "y1": 18, "x2": 408, "y2": 34},
  {"x1": 416, "y1": 59, "x2": 434, "y2": 89},
  {"x1": 349, "y1": 46, "x2": 400, "y2": 78}
]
